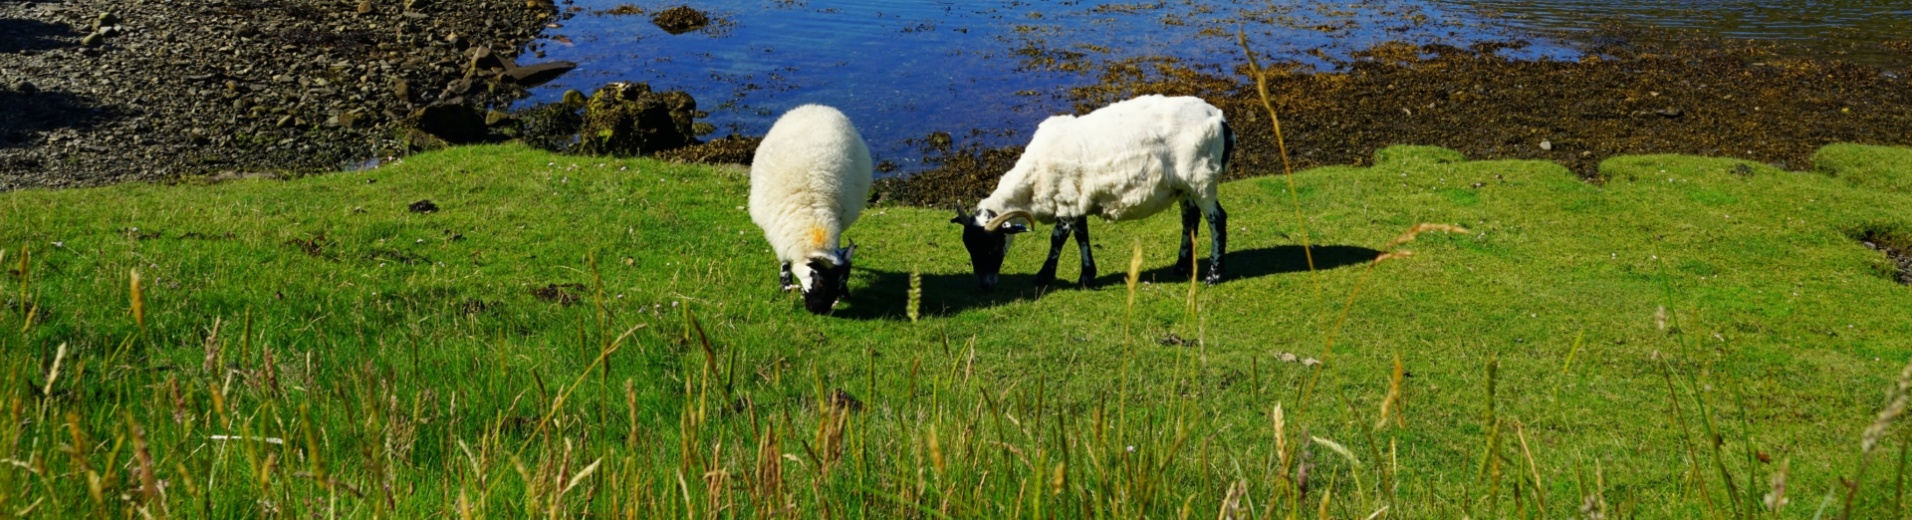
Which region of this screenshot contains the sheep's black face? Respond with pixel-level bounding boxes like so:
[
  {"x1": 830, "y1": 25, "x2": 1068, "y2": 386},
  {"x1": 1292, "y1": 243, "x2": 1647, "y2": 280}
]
[
  {"x1": 952, "y1": 208, "x2": 1026, "y2": 291},
  {"x1": 801, "y1": 246, "x2": 855, "y2": 314}
]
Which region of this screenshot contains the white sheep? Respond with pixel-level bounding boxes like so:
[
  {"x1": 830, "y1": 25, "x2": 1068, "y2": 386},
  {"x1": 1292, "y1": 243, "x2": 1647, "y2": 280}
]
[
  {"x1": 749, "y1": 104, "x2": 873, "y2": 313},
  {"x1": 952, "y1": 94, "x2": 1233, "y2": 290}
]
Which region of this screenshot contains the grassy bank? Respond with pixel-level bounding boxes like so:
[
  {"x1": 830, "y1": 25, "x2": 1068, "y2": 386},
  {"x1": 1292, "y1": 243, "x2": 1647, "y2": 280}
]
[{"x1": 3, "y1": 142, "x2": 1911, "y2": 517}]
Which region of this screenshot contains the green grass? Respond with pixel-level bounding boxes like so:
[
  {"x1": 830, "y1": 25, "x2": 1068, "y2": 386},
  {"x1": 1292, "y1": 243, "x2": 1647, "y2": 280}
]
[{"x1": 2, "y1": 142, "x2": 1911, "y2": 518}]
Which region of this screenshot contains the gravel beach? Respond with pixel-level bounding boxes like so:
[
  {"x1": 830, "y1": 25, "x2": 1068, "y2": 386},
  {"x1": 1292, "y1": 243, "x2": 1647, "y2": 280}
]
[{"x1": 0, "y1": 0, "x2": 556, "y2": 190}]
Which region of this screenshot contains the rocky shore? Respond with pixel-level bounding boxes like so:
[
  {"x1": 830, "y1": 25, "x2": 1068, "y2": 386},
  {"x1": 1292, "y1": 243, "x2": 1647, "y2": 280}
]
[
  {"x1": 0, "y1": 0, "x2": 558, "y2": 190},
  {"x1": 881, "y1": 33, "x2": 1912, "y2": 206}
]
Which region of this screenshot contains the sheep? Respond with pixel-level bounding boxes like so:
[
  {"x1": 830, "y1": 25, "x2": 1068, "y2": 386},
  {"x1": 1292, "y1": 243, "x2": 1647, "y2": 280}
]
[
  {"x1": 748, "y1": 104, "x2": 873, "y2": 313},
  {"x1": 952, "y1": 94, "x2": 1233, "y2": 290}
]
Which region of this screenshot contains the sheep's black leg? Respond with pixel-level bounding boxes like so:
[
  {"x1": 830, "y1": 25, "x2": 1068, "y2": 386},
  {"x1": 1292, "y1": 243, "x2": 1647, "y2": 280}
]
[
  {"x1": 1203, "y1": 200, "x2": 1228, "y2": 284},
  {"x1": 779, "y1": 261, "x2": 795, "y2": 291},
  {"x1": 1033, "y1": 219, "x2": 1070, "y2": 287},
  {"x1": 1173, "y1": 198, "x2": 1200, "y2": 278},
  {"x1": 1073, "y1": 217, "x2": 1097, "y2": 288}
]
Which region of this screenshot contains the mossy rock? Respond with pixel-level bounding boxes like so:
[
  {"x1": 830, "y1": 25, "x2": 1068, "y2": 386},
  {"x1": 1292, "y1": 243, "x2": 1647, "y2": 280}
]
[
  {"x1": 511, "y1": 102, "x2": 585, "y2": 152},
  {"x1": 573, "y1": 82, "x2": 707, "y2": 157}
]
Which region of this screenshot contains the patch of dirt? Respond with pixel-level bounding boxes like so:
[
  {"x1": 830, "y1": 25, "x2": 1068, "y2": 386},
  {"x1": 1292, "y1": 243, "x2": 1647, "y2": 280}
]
[
  {"x1": 1859, "y1": 230, "x2": 1912, "y2": 285},
  {"x1": 531, "y1": 283, "x2": 586, "y2": 305},
  {"x1": 408, "y1": 200, "x2": 439, "y2": 213},
  {"x1": 286, "y1": 233, "x2": 329, "y2": 258},
  {"x1": 825, "y1": 388, "x2": 863, "y2": 413},
  {"x1": 365, "y1": 248, "x2": 426, "y2": 265},
  {"x1": 882, "y1": 26, "x2": 1912, "y2": 208},
  {"x1": 458, "y1": 299, "x2": 495, "y2": 314},
  {"x1": 178, "y1": 231, "x2": 236, "y2": 240}
]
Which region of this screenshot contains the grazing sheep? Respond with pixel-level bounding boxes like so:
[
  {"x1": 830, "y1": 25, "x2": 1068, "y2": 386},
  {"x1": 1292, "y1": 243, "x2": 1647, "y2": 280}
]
[
  {"x1": 749, "y1": 104, "x2": 872, "y2": 313},
  {"x1": 952, "y1": 95, "x2": 1233, "y2": 290}
]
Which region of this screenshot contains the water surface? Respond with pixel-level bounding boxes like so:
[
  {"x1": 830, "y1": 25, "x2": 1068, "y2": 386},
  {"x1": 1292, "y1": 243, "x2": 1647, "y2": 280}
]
[
  {"x1": 520, "y1": 0, "x2": 1908, "y2": 175},
  {"x1": 522, "y1": 0, "x2": 1551, "y2": 173}
]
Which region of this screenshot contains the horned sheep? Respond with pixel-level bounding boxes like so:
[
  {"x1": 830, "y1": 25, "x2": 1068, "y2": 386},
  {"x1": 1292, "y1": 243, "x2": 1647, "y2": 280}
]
[
  {"x1": 952, "y1": 95, "x2": 1233, "y2": 290},
  {"x1": 748, "y1": 104, "x2": 872, "y2": 313}
]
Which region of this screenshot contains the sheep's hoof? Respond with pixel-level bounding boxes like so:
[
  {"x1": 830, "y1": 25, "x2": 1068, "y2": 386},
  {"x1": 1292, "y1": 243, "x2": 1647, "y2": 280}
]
[
  {"x1": 1202, "y1": 272, "x2": 1224, "y2": 285},
  {"x1": 781, "y1": 284, "x2": 800, "y2": 292},
  {"x1": 1032, "y1": 275, "x2": 1056, "y2": 287}
]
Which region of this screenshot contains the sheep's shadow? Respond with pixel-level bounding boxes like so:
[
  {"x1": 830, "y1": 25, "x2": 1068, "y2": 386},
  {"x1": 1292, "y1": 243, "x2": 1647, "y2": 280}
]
[
  {"x1": 0, "y1": 18, "x2": 77, "y2": 54},
  {"x1": 0, "y1": 88, "x2": 120, "y2": 152},
  {"x1": 833, "y1": 244, "x2": 1380, "y2": 320},
  {"x1": 1092, "y1": 244, "x2": 1381, "y2": 286}
]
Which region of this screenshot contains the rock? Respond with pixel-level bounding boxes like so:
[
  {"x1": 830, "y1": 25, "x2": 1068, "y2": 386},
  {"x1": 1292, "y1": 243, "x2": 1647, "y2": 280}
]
[
  {"x1": 561, "y1": 89, "x2": 586, "y2": 106},
  {"x1": 513, "y1": 102, "x2": 585, "y2": 152},
  {"x1": 93, "y1": 12, "x2": 120, "y2": 33},
  {"x1": 408, "y1": 103, "x2": 488, "y2": 144},
  {"x1": 329, "y1": 111, "x2": 360, "y2": 128},
  {"x1": 502, "y1": 60, "x2": 575, "y2": 86},
  {"x1": 484, "y1": 109, "x2": 514, "y2": 126},
  {"x1": 1538, "y1": 139, "x2": 1553, "y2": 151},
  {"x1": 445, "y1": 78, "x2": 473, "y2": 95},
  {"x1": 574, "y1": 82, "x2": 708, "y2": 156},
  {"x1": 1654, "y1": 108, "x2": 1684, "y2": 118},
  {"x1": 81, "y1": 32, "x2": 104, "y2": 46},
  {"x1": 13, "y1": 80, "x2": 36, "y2": 93},
  {"x1": 651, "y1": 6, "x2": 710, "y2": 34},
  {"x1": 358, "y1": 0, "x2": 374, "y2": 15},
  {"x1": 467, "y1": 45, "x2": 514, "y2": 73}
]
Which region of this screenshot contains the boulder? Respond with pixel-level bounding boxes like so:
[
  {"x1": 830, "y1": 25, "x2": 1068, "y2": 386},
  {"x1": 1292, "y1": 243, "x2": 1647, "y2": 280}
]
[
  {"x1": 574, "y1": 82, "x2": 707, "y2": 156},
  {"x1": 409, "y1": 103, "x2": 488, "y2": 144}
]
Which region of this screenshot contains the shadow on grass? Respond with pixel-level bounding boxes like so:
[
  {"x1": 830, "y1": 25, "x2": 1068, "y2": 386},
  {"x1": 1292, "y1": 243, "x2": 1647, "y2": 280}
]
[{"x1": 835, "y1": 244, "x2": 1381, "y2": 320}]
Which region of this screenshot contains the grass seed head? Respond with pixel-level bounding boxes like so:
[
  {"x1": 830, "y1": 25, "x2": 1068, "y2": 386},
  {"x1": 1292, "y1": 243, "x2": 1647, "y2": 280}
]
[
  {"x1": 1387, "y1": 223, "x2": 1472, "y2": 249},
  {"x1": 1862, "y1": 358, "x2": 1912, "y2": 452},
  {"x1": 130, "y1": 268, "x2": 145, "y2": 329},
  {"x1": 1126, "y1": 239, "x2": 1143, "y2": 308},
  {"x1": 1764, "y1": 458, "x2": 1790, "y2": 511},
  {"x1": 1373, "y1": 250, "x2": 1416, "y2": 265},
  {"x1": 907, "y1": 270, "x2": 922, "y2": 323}
]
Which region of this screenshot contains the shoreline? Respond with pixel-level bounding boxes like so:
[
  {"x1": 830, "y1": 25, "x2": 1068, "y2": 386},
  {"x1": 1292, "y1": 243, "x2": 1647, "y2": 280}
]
[
  {"x1": 881, "y1": 30, "x2": 1912, "y2": 207},
  {"x1": 4, "y1": 4, "x2": 1910, "y2": 204}
]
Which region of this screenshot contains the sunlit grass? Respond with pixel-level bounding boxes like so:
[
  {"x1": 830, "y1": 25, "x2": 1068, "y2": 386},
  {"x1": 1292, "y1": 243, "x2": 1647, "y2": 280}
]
[{"x1": 1, "y1": 141, "x2": 1910, "y2": 517}]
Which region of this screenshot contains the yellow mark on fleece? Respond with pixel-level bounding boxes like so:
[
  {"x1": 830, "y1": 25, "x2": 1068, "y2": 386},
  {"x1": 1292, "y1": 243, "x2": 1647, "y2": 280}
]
[{"x1": 808, "y1": 227, "x2": 828, "y2": 248}]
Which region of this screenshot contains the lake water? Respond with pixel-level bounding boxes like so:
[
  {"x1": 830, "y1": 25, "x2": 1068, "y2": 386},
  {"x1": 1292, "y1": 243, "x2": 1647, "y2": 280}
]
[{"x1": 518, "y1": 0, "x2": 1910, "y2": 176}]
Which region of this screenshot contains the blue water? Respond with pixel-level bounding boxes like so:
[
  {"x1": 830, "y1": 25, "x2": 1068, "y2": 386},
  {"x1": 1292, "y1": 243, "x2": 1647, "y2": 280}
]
[
  {"x1": 517, "y1": 0, "x2": 1908, "y2": 175},
  {"x1": 517, "y1": 0, "x2": 1565, "y2": 174}
]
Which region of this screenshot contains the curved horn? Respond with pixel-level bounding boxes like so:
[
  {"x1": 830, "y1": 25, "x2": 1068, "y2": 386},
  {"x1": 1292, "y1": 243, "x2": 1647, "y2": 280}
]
[{"x1": 985, "y1": 210, "x2": 1035, "y2": 231}]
